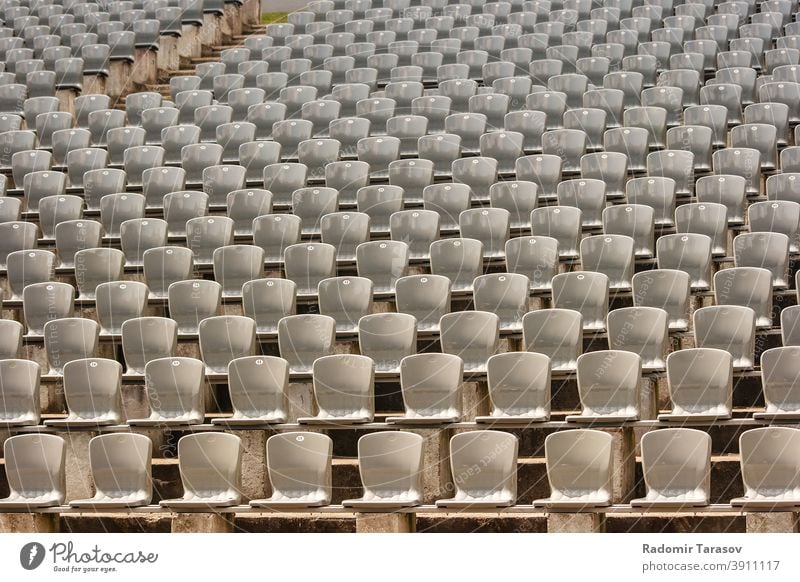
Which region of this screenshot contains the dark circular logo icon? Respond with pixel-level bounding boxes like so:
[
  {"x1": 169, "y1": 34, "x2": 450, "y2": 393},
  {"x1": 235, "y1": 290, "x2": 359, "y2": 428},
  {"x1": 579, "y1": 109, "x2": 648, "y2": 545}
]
[{"x1": 20, "y1": 542, "x2": 46, "y2": 570}]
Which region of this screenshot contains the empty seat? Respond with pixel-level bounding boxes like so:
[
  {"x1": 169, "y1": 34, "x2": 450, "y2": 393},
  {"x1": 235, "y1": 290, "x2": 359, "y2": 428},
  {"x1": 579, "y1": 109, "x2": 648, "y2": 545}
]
[
  {"x1": 167, "y1": 280, "x2": 221, "y2": 335},
  {"x1": 120, "y1": 317, "x2": 178, "y2": 376},
  {"x1": 160, "y1": 433, "x2": 242, "y2": 509},
  {"x1": 213, "y1": 356, "x2": 289, "y2": 425},
  {"x1": 567, "y1": 350, "x2": 641, "y2": 423},
  {"x1": 342, "y1": 432, "x2": 424, "y2": 509},
  {"x1": 277, "y1": 314, "x2": 336, "y2": 374},
  {"x1": 0, "y1": 433, "x2": 65, "y2": 509},
  {"x1": 68, "y1": 433, "x2": 153, "y2": 508},
  {"x1": 607, "y1": 307, "x2": 668, "y2": 371},
  {"x1": 212, "y1": 245, "x2": 265, "y2": 298},
  {"x1": 534, "y1": 429, "x2": 613, "y2": 508},
  {"x1": 0, "y1": 359, "x2": 40, "y2": 426},
  {"x1": 44, "y1": 358, "x2": 122, "y2": 426},
  {"x1": 476, "y1": 352, "x2": 551, "y2": 423},
  {"x1": 436, "y1": 431, "x2": 518, "y2": 508},
  {"x1": 395, "y1": 274, "x2": 451, "y2": 332},
  {"x1": 127, "y1": 356, "x2": 205, "y2": 426},
  {"x1": 298, "y1": 354, "x2": 374, "y2": 424},
  {"x1": 249, "y1": 432, "x2": 331, "y2": 508},
  {"x1": 630, "y1": 429, "x2": 711, "y2": 508},
  {"x1": 731, "y1": 427, "x2": 800, "y2": 509},
  {"x1": 733, "y1": 232, "x2": 790, "y2": 288},
  {"x1": 714, "y1": 268, "x2": 774, "y2": 328},
  {"x1": 440, "y1": 311, "x2": 499, "y2": 373},
  {"x1": 357, "y1": 313, "x2": 416, "y2": 374},
  {"x1": 95, "y1": 281, "x2": 148, "y2": 335},
  {"x1": 386, "y1": 352, "x2": 463, "y2": 424},
  {"x1": 656, "y1": 233, "x2": 712, "y2": 290},
  {"x1": 693, "y1": 306, "x2": 756, "y2": 369},
  {"x1": 580, "y1": 234, "x2": 635, "y2": 290},
  {"x1": 430, "y1": 238, "x2": 483, "y2": 292},
  {"x1": 552, "y1": 272, "x2": 609, "y2": 330}
]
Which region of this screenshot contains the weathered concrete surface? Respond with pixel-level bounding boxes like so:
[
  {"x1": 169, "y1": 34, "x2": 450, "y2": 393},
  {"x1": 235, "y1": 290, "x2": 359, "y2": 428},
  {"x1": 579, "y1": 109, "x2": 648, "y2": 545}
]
[
  {"x1": 356, "y1": 512, "x2": 415, "y2": 533},
  {"x1": 746, "y1": 512, "x2": 799, "y2": 533},
  {"x1": 171, "y1": 512, "x2": 235, "y2": 533},
  {"x1": 0, "y1": 513, "x2": 59, "y2": 533},
  {"x1": 547, "y1": 512, "x2": 606, "y2": 533}
]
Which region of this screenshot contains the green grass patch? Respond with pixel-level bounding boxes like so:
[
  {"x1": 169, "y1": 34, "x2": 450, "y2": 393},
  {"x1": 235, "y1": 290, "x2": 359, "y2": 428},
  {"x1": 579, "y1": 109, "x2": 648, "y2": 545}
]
[{"x1": 261, "y1": 11, "x2": 289, "y2": 23}]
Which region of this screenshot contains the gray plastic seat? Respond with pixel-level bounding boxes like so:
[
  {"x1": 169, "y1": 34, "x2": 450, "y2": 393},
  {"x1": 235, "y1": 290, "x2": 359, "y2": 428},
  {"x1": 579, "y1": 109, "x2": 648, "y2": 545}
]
[
  {"x1": 277, "y1": 314, "x2": 336, "y2": 374},
  {"x1": 198, "y1": 315, "x2": 257, "y2": 375},
  {"x1": 714, "y1": 267, "x2": 774, "y2": 328},
  {"x1": 0, "y1": 359, "x2": 40, "y2": 426},
  {"x1": 423, "y1": 183, "x2": 470, "y2": 230},
  {"x1": 567, "y1": 350, "x2": 641, "y2": 423},
  {"x1": 249, "y1": 432, "x2": 331, "y2": 508},
  {"x1": 44, "y1": 358, "x2": 122, "y2": 426},
  {"x1": 630, "y1": 429, "x2": 711, "y2": 508},
  {"x1": 181, "y1": 143, "x2": 222, "y2": 184},
  {"x1": 263, "y1": 162, "x2": 308, "y2": 206},
  {"x1": 695, "y1": 174, "x2": 747, "y2": 225},
  {"x1": 0, "y1": 433, "x2": 65, "y2": 509},
  {"x1": 160, "y1": 432, "x2": 242, "y2": 509},
  {"x1": 342, "y1": 431, "x2": 424, "y2": 509},
  {"x1": 394, "y1": 274, "x2": 450, "y2": 332},
  {"x1": 68, "y1": 433, "x2": 153, "y2": 508},
  {"x1": 755, "y1": 347, "x2": 800, "y2": 420},
  {"x1": 283, "y1": 242, "x2": 335, "y2": 297},
  {"x1": 430, "y1": 238, "x2": 483, "y2": 292},
  {"x1": 185, "y1": 216, "x2": 234, "y2": 265},
  {"x1": 72, "y1": 247, "x2": 125, "y2": 300},
  {"x1": 436, "y1": 431, "x2": 518, "y2": 508},
  {"x1": 552, "y1": 271, "x2": 609, "y2": 330},
  {"x1": 253, "y1": 214, "x2": 302, "y2": 263},
  {"x1": 0, "y1": 221, "x2": 37, "y2": 269},
  {"x1": 318, "y1": 276, "x2": 373, "y2": 333},
  {"x1": 731, "y1": 427, "x2": 800, "y2": 509},
  {"x1": 693, "y1": 306, "x2": 756, "y2": 369},
  {"x1": 656, "y1": 233, "x2": 712, "y2": 290},
  {"x1": 675, "y1": 202, "x2": 728, "y2": 257},
  {"x1": 7, "y1": 249, "x2": 56, "y2": 301},
  {"x1": 241, "y1": 279, "x2": 296, "y2": 335},
  {"x1": 320, "y1": 212, "x2": 369, "y2": 262},
  {"x1": 120, "y1": 316, "x2": 178, "y2": 376},
  {"x1": 440, "y1": 311, "x2": 499, "y2": 373},
  {"x1": 119, "y1": 218, "x2": 168, "y2": 267},
  {"x1": 476, "y1": 352, "x2": 551, "y2": 423},
  {"x1": 534, "y1": 429, "x2": 613, "y2": 509},
  {"x1": 95, "y1": 280, "x2": 149, "y2": 335},
  {"x1": 167, "y1": 280, "x2": 221, "y2": 335},
  {"x1": 387, "y1": 353, "x2": 463, "y2": 424},
  {"x1": 202, "y1": 165, "x2": 246, "y2": 208},
  {"x1": 163, "y1": 191, "x2": 208, "y2": 237},
  {"x1": 128, "y1": 355, "x2": 205, "y2": 426},
  {"x1": 580, "y1": 234, "x2": 634, "y2": 290},
  {"x1": 298, "y1": 354, "x2": 374, "y2": 424},
  {"x1": 580, "y1": 151, "x2": 628, "y2": 199},
  {"x1": 530, "y1": 206, "x2": 581, "y2": 258},
  {"x1": 733, "y1": 232, "x2": 790, "y2": 288},
  {"x1": 357, "y1": 313, "x2": 416, "y2": 374},
  {"x1": 748, "y1": 200, "x2": 800, "y2": 253},
  {"x1": 226, "y1": 189, "x2": 272, "y2": 236},
  {"x1": 212, "y1": 356, "x2": 289, "y2": 425}
]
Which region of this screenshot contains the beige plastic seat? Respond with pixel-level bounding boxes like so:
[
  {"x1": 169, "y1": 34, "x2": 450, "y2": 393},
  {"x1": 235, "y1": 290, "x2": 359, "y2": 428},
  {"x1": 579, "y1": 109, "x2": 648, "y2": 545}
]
[
  {"x1": 439, "y1": 311, "x2": 499, "y2": 373},
  {"x1": 731, "y1": 427, "x2": 800, "y2": 509},
  {"x1": 658, "y1": 348, "x2": 733, "y2": 422},
  {"x1": 128, "y1": 357, "x2": 205, "y2": 426},
  {"x1": 212, "y1": 356, "x2": 288, "y2": 426},
  {"x1": 693, "y1": 305, "x2": 756, "y2": 369},
  {"x1": 343, "y1": 432, "x2": 424, "y2": 509},
  {"x1": 0, "y1": 359, "x2": 40, "y2": 426},
  {"x1": 631, "y1": 269, "x2": 691, "y2": 331},
  {"x1": 160, "y1": 433, "x2": 242, "y2": 509},
  {"x1": 318, "y1": 276, "x2": 374, "y2": 332},
  {"x1": 533, "y1": 429, "x2": 613, "y2": 509},
  {"x1": 198, "y1": 315, "x2": 256, "y2": 374},
  {"x1": 436, "y1": 431, "x2": 518, "y2": 508},
  {"x1": 522, "y1": 309, "x2": 582, "y2": 372},
  {"x1": 733, "y1": 232, "x2": 791, "y2": 288},
  {"x1": 167, "y1": 280, "x2": 222, "y2": 335},
  {"x1": 394, "y1": 274, "x2": 451, "y2": 332},
  {"x1": 656, "y1": 233, "x2": 713, "y2": 290},
  {"x1": 476, "y1": 352, "x2": 551, "y2": 423},
  {"x1": 357, "y1": 313, "x2": 417, "y2": 373},
  {"x1": 580, "y1": 234, "x2": 635, "y2": 290},
  {"x1": 567, "y1": 350, "x2": 641, "y2": 423},
  {"x1": 43, "y1": 318, "x2": 99, "y2": 375},
  {"x1": 781, "y1": 305, "x2": 800, "y2": 346},
  {"x1": 69, "y1": 433, "x2": 153, "y2": 508},
  {"x1": 94, "y1": 280, "x2": 149, "y2": 335},
  {"x1": 388, "y1": 353, "x2": 463, "y2": 424},
  {"x1": 606, "y1": 307, "x2": 668, "y2": 371},
  {"x1": 0, "y1": 434, "x2": 66, "y2": 510},
  {"x1": 0, "y1": 320, "x2": 22, "y2": 359},
  {"x1": 552, "y1": 271, "x2": 609, "y2": 330},
  {"x1": 754, "y1": 347, "x2": 800, "y2": 420},
  {"x1": 250, "y1": 432, "x2": 332, "y2": 508},
  {"x1": 277, "y1": 314, "x2": 336, "y2": 374},
  {"x1": 630, "y1": 429, "x2": 711, "y2": 508},
  {"x1": 298, "y1": 354, "x2": 375, "y2": 424},
  {"x1": 120, "y1": 317, "x2": 178, "y2": 376},
  {"x1": 44, "y1": 358, "x2": 123, "y2": 427},
  {"x1": 713, "y1": 267, "x2": 773, "y2": 328}
]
